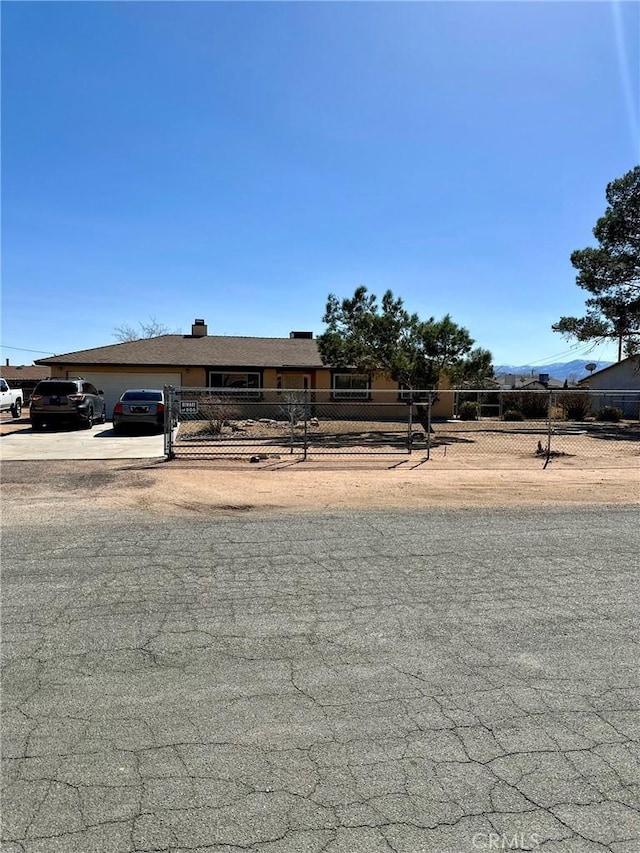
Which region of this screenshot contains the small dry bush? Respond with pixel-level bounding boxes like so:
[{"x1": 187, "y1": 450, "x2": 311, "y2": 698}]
[
  {"x1": 560, "y1": 393, "x2": 591, "y2": 421},
  {"x1": 199, "y1": 395, "x2": 241, "y2": 434}
]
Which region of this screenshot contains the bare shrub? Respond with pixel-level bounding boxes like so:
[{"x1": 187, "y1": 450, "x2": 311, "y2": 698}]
[
  {"x1": 199, "y1": 395, "x2": 241, "y2": 435},
  {"x1": 560, "y1": 392, "x2": 591, "y2": 421},
  {"x1": 279, "y1": 392, "x2": 308, "y2": 427},
  {"x1": 597, "y1": 406, "x2": 623, "y2": 423}
]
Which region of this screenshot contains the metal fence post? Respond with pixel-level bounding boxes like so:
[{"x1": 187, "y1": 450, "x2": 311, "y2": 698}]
[
  {"x1": 542, "y1": 390, "x2": 553, "y2": 468},
  {"x1": 164, "y1": 385, "x2": 175, "y2": 460},
  {"x1": 289, "y1": 397, "x2": 295, "y2": 455},
  {"x1": 407, "y1": 398, "x2": 413, "y2": 455},
  {"x1": 426, "y1": 392, "x2": 432, "y2": 461},
  {"x1": 303, "y1": 389, "x2": 309, "y2": 460}
]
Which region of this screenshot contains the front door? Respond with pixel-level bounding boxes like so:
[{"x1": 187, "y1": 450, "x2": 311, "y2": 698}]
[{"x1": 281, "y1": 373, "x2": 311, "y2": 391}]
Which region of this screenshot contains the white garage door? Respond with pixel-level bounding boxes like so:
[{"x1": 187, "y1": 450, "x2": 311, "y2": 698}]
[{"x1": 79, "y1": 372, "x2": 183, "y2": 419}]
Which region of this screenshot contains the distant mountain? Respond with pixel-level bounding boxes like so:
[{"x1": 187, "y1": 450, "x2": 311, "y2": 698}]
[{"x1": 494, "y1": 359, "x2": 613, "y2": 381}]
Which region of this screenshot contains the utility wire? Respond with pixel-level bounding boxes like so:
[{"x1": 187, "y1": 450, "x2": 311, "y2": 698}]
[
  {"x1": 521, "y1": 340, "x2": 612, "y2": 367},
  {"x1": 0, "y1": 345, "x2": 57, "y2": 355}
]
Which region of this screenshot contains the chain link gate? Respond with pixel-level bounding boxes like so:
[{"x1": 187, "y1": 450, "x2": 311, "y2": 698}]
[
  {"x1": 164, "y1": 387, "x2": 313, "y2": 460},
  {"x1": 163, "y1": 387, "x2": 434, "y2": 459}
]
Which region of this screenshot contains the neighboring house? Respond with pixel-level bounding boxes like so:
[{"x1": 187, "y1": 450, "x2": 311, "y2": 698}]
[
  {"x1": 520, "y1": 375, "x2": 569, "y2": 391},
  {"x1": 0, "y1": 363, "x2": 51, "y2": 404},
  {"x1": 578, "y1": 356, "x2": 640, "y2": 417},
  {"x1": 496, "y1": 372, "x2": 568, "y2": 390},
  {"x1": 496, "y1": 373, "x2": 533, "y2": 390},
  {"x1": 35, "y1": 318, "x2": 455, "y2": 419}
]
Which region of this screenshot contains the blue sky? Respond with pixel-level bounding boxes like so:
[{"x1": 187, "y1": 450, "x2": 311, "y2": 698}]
[{"x1": 2, "y1": 1, "x2": 639, "y2": 368}]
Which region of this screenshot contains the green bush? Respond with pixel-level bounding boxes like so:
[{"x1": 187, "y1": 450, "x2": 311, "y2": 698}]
[
  {"x1": 503, "y1": 409, "x2": 525, "y2": 421},
  {"x1": 596, "y1": 406, "x2": 623, "y2": 423},
  {"x1": 458, "y1": 401, "x2": 479, "y2": 420},
  {"x1": 501, "y1": 391, "x2": 548, "y2": 419},
  {"x1": 519, "y1": 392, "x2": 549, "y2": 418}
]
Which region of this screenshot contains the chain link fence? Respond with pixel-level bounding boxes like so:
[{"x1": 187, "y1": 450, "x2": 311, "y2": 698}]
[{"x1": 164, "y1": 387, "x2": 640, "y2": 468}]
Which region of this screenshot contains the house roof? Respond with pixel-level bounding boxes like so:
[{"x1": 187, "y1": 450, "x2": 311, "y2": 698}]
[
  {"x1": 578, "y1": 355, "x2": 639, "y2": 384},
  {"x1": 496, "y1": 373, "x2": 567, "y2": 390},
  {"x1": 520, "y1": 378, "x2": 567, "y2": 390},
  {"x1": 35, "y1": 334, "x2": 326, "y2": 369},
  {"x1": 0, "y1": 364, "x2": 51, "y2": 381}
]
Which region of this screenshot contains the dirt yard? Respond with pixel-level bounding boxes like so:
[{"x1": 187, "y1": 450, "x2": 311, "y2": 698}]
[
  {"x1": 175, "y1": 415, "x2": 640, "y2": 464},
  {"x1": 2, "y1": 413, "x2": 638, "y2": 523},
  {"x1": 2, "y1": 455, "x2": 638, "y2": 527}
]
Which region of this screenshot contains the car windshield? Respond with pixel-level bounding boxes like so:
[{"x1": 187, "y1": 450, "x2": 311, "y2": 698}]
[
  {"x1": 35, "y1": 382, "x2": 78, "y2": 395},
  {"x1": 121, "y1": 391, "x2": 163, "y2": 402}
]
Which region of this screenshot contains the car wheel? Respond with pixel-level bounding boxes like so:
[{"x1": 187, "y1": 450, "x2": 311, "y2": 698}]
[
  {"x1": 83, "y1": 408, "x2": 94, "y2": 429},
  {"x1": 98, "y1": 407, "x2": 106, "y2": 425},
  {"x1": 11, "y1": 400, "x2": 22, "y2": 418}
]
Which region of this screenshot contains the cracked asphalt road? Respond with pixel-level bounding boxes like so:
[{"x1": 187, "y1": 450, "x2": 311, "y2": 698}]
[{"x1": 2, "y1": 505, "x2": 639, "y2": 853}]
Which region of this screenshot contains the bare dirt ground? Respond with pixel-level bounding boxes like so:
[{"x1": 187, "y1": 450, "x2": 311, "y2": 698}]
[
  {"x1": 2, "y1": 412, "x2": 638, "y2": 523},
  {"x1": 2, "y1": 455, "x2": 638, "y2": 527}
]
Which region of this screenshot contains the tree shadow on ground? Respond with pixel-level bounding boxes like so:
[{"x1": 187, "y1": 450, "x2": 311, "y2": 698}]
[
  {"x1": 178, "y1": 428, "x2": 478, "y2": 451},
  {"x1": 580, "y1": 426, "x2": 640, "y2": 442}
]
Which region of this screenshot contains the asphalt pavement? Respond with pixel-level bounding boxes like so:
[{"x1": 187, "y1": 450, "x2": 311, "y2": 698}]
[{"x1": 2, "y1": 505, "x2": 639, "y2": 853}]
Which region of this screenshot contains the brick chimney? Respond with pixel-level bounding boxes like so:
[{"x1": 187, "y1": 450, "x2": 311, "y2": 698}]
[{"x1": 191, "y1": 319, "x2": 208, "y2": 337}]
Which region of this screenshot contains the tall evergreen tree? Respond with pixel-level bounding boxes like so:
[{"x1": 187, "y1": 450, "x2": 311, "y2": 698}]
[{"x1": 553, "y1": 166, "x2": 640, "y2": 359}]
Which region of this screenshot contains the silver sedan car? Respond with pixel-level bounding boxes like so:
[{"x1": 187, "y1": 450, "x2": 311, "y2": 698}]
[{"x1": 112, "y1": 389, "x2": 167, "y2": 432}]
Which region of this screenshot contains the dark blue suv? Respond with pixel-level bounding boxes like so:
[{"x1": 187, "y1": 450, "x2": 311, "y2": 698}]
[{"x1": 29, "y1": 379, "x2": 106, "y2": 430}]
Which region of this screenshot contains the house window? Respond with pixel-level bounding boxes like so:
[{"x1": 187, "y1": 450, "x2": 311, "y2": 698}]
[
  {"x1": 398, "y1": 386, "x2": 431, "y2": 402},
  {"x1": 332, "y1": 373, "x2": 371, "y2": 400},
  {"x1": 208, "y1": 372, "x2": 262, "y2": 398}
]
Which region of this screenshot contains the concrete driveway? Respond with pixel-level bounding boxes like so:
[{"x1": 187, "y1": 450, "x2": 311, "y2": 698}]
[{"x1": 0, "y1": 421, "x2": 165, "y2": 460}]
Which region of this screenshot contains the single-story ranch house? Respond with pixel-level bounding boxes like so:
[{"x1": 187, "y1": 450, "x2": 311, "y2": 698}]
[{"x1": 36, "y1": 319, "x2": 455, "y2": 419}]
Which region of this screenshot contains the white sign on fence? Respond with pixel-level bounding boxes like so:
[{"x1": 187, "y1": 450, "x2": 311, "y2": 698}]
[{"x1": 180, "y1": 400, "x2": 198, "y2": 415}]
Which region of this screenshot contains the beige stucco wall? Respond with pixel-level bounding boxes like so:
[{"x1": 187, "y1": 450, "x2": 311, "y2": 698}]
[
  {"x1": 182, "y1": 368, "x2": 207, "y2": 386},
  {"x1": 314, "y1": 370, "x2": 332, "y2": 392},
  {"x1": 370, "y1": 372, "x2": 453, "y2": 418},
  {"x1": 263, "y1": 368, "x2": 278, "y2": 387},
  {"x1": 52, "y1": 364, "x2": 189, "y2": 383}
]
